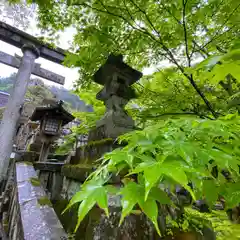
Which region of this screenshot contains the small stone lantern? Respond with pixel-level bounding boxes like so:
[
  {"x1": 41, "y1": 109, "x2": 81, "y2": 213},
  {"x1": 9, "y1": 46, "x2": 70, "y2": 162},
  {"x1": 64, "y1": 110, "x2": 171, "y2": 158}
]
[{"x1": 30, "y1": 100, "x2": 74, "y2": 162}]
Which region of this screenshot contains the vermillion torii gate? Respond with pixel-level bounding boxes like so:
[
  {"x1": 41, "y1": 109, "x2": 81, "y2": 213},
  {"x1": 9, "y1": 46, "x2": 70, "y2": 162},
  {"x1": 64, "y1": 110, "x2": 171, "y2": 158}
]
[{"x1": 0, "y1": 21, "x2": 67, "y2": 186}]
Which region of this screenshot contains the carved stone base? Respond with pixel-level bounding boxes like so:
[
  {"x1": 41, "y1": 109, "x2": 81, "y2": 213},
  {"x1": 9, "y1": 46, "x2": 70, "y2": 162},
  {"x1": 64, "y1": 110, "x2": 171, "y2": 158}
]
[
  {"x1": 89, "y1": 112, "x2": 134, "y2": 141},
  {"x1": 90, "y1": 125, "x2": 134, "y2": 141}
]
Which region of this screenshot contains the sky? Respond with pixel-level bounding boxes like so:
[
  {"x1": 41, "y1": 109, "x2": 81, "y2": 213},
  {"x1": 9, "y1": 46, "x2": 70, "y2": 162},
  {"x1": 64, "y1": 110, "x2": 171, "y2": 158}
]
[
  {"x1": 0, "y1": 20, "x2": 79, "y2": 89},
  {"x1": 0, "y1": 3, "x2": 156, "y2": 90}
]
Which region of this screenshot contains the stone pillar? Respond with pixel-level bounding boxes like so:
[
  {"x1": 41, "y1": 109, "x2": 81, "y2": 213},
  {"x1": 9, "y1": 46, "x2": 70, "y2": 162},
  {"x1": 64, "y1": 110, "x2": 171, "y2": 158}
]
[
  {"x1": 39, "y1": 141, "x2": 51, "y2": 162},
  {"x1": 0, "y1": 44, "x2": 40, "y2": 186}
]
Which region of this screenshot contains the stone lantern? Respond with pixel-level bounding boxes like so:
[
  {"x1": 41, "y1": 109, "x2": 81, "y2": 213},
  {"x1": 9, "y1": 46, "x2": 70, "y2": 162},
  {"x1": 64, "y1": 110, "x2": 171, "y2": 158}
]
[
  {"x1": 30, "y1": 100, "x2": 74, "y2": 162},
  {"x1": 89, "y1": 54, "x2": 143, "y2": 140}
]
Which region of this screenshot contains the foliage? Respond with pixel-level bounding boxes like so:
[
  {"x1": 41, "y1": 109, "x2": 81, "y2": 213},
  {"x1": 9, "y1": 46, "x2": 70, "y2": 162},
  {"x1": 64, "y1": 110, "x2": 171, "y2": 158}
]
[
  {"x1": 131, "y1": 48, "x2": 240, "y2": 126},
  {"x1": 73, "y1": 83, "x2": 105, "y2": 128},
  {"x1": 62, "y1": 113, "x2": 240, "y2": 237},
  {"x1": 183, "y1": 208, "x2": 240, "y2": 240},
  {"x1": 25, "y1": 84, "x2": 54, "y2": 105},
  {"x1": 0, "y1": 74, "x2": 16, "y2": 93},
  {"x1": 10, "y1": 0, "x2": 240, "y2": 237},
  {"x1": 57, "y1": 47, "x2": 240, "y2": 153},
  {"x1": 0, "y1": 1, "x2": 35, "y2": 29},
  {"x1": 26, "y1": 0, "x2": 240, "y2": 117},
  {"x1": 56, "y1": 83, "x2": 104, "y2": 154},
  {"x1": 0, "y1": 107, "x2": 5, "y2": 119},
  {"x1": 50, "y1": 85, "x2": 90, "y2": 112}
]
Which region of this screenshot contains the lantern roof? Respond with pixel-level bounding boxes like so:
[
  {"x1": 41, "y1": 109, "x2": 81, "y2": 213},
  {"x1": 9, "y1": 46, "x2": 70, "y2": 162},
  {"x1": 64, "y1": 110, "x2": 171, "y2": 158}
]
[
  {"x1": 93, "y1": 54, "x2": 143, "y2": 86},
  {"x1": 30, "y1": 101, "x2": 74, "y2": 126}
]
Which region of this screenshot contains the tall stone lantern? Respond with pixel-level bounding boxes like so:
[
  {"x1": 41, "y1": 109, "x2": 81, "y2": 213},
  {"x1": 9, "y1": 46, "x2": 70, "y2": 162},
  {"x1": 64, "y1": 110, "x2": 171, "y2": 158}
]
[
  {"x1": 30, "y1": 100, "x2": 74, "y2": 162},
  {"x1": 89, "y1": 54, "x2": 143, "y2": 141}
]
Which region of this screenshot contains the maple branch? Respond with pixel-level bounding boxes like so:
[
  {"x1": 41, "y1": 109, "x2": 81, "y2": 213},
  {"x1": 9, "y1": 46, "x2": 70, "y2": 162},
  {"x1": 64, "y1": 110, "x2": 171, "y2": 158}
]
[
  {"x1": 71, "y1": 1, "x2": 144, "y2": 34},
  {"x1": 128, "y1": 0, "x2": 162, "y2": 39},
  {"x1": 198, "y1": 2, "x2": 240, "y2": 51},
  {"x1": 138, "y1": 112, "x2": 214, "y2": 120},
  {"x1": 182, "y1": 0, "x2": 191, "y2": 67},
  {"x1": 121, "y1": 0, "x2": 144, "y2": 34},
  {"x1": 70, "y1": 0, "x2": 217, "y2": 118},
  {"x1": 210, "y1": 0, "x2": 225, "y2": 18},
  {"x1": 197, "y1": 26, "x2": 235, "y2": 52},
  {"x1": 123, "y1": 0, "x2": 136, "y2": 23}
]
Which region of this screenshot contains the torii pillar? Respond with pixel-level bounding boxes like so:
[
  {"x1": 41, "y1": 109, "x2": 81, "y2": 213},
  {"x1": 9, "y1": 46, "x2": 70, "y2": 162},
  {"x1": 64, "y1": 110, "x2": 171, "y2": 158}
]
[{"x1": 0, "y1": 44, "x2": 40, "y2": 187}]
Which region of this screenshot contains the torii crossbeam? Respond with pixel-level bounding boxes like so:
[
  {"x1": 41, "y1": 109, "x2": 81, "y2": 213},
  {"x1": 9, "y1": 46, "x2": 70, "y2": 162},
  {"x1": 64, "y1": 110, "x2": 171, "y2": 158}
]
[
  {"x1": 0, "y1": 21, "x2": 66, "y2": 64},
  {"x1": 0, "y1": 51, "x2": 65, "y2": 84}
]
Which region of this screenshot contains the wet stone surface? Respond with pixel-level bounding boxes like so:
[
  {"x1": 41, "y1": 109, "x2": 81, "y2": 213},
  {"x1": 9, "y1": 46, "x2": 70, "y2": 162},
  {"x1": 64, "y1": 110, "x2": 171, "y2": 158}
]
[{"x1": 15, "y1": 162, "x2": 67, "y2": 240}]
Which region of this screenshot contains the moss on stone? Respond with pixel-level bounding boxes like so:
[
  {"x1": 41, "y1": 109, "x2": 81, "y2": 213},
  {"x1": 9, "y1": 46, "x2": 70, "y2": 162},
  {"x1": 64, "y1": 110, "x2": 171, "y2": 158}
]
[
  {"x1": 3, "y1": 218, "x2": 8, "y2": 232},
  {"x1": 86, "y1": 138, "x2": 113, "y2": 147},
  {"x1": 29, "y1": 177, "x2": 41, "y2": 186},
  {"x1": 0, "y1": 107, "x2": 5, "y2": 119},
  {"x1": 62, "y1": 164, "x2": 94, "y2": 181},
  {"x1": 53, "y1": 199, "x2": 82, "y2": 239},
  {"x1": 72, "y1": 138, "x2": 115, "y2": 165},
  {"x1": 37, "y1": 197, "x2": 52, "y2": 207},
  {"x1": 23, "y1": 161, "x2": 33, "y2": 166},
  {"x1": 26, "y1": 144, "x2": 31, "y2": 151},
  {"x1": 77, "y1": 138, "x2": 113, "y2": 151},
  {"x1": 53, "y1": 199, "x2": 101, "y2": 240}
]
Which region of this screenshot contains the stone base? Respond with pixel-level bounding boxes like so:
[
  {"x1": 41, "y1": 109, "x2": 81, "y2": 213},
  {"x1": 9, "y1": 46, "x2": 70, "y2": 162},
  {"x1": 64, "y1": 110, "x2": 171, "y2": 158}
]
[
  {"x1": 53, "y1": 198, "x2": 154, "y2": 240},
  {"x1": 89, "y1": 124, "x2": 134, "y2": 141},
  {"x1": 29, "y1": 143, "x2": 42, "y2": 152},
  {"x1": 61, "y1": 164, "x2": 94, "y2": 182},
  {"x1": 28, "y1": 143, "x2": 56, "y2": 154},
  {"x1": 90, "y1": 210, "x2": 154, "y2": 240},
  {"x1": 89, "y1": 108, "x2": 135, "y2": 141},
  {"x1": 73, "y1": 138, "x2": 116, "y2": 164}
]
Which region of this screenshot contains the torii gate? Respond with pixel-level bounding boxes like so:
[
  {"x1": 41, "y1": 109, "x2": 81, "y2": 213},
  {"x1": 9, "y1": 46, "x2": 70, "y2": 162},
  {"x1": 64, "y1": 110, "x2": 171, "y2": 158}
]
[{"x1": 0, "y1": 21, "x2": 67, "y2": 187}]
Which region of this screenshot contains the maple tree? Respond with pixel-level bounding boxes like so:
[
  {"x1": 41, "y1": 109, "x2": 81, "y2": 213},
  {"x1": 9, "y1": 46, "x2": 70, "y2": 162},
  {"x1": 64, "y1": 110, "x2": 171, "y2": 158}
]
[{"x1": 32, "y1": 0, "x2": 239, "y2": 116}]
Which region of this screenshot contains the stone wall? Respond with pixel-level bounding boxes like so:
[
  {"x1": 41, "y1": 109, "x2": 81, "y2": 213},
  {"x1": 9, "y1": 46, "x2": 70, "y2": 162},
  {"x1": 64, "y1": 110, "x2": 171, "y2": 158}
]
[
  {"x1": 1, "y1": 161, "x2": 67, "y2": 239},
  {"x1": 55, "y1": 173, "x2": 156, "y2": 240},
  {"x1": 14, "y1": 150, "x2": 67, "y2": 162}
]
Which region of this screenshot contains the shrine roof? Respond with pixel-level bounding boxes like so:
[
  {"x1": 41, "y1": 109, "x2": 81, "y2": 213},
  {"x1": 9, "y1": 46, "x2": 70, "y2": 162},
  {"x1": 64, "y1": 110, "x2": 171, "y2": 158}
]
[{"x1": 30, "y1": 104, "x2": 74, "y2": 126}]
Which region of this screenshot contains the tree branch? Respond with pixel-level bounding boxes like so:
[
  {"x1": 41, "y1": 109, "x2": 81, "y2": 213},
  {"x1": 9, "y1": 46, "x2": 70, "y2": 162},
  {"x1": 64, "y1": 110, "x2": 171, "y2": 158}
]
[
  {"x1": 159, "y1": 2, "x2": 205, "y2": 60},
  {"x1": 71, "y1": 1, "x2": 144, "y2": 34},
  {"x1": 122, "y1": 0, "x2": 136, "y2": 23},
  {"x1": 182, "y1": 0, "x2": 191, "y2": 67},
  {"x1": 138, "y1": 112, "x2": 214, "y2": 120},
  {"x1": 191, "y1": 40, "x2": 210, "y2": 58},
  {"x1": 70, "y1": 0, "x2": 217, "y2": 118},
  {"x1": 127, "y1": 0, "x2": 162, "y2": 38},
  {"x1": 198, "y1": 2, "x2": 240, "y2": 51},
  {"x1": 198, "y1": 26, "x2": 235, "y2": 53},
  {"x1": 210, "y1": 0, "x2": 225, "y2": 18},
  {"x1": 188, "y1": 74, "x2": 218, "y2": 118}
]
